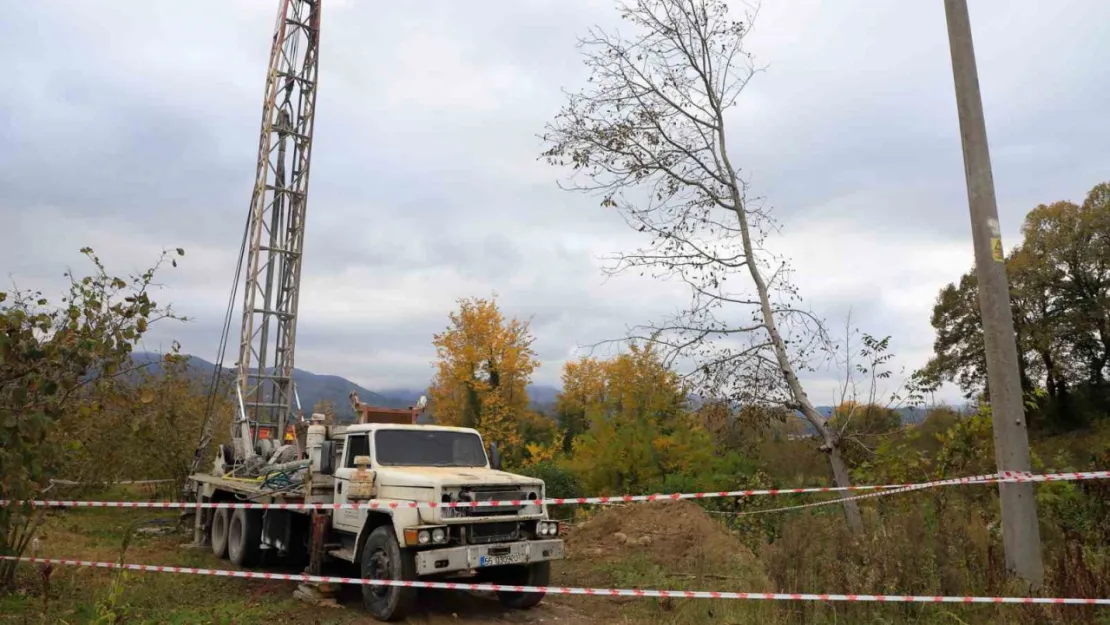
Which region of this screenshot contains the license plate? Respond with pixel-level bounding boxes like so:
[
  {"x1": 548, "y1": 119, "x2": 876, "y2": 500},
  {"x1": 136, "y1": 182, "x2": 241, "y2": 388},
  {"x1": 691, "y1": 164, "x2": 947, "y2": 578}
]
[{"x1": 479, "y1": 552, "x2": 524, "y2": 567}]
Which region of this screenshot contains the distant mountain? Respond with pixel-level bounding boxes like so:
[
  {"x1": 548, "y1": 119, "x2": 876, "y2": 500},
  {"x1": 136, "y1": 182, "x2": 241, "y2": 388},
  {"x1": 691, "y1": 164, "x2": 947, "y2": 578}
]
[
  {"x1": 375, "y1": 388, "x2": 426, "y2": 406},
  {"x1": 527, "y1": 384, "x2": 559, "y2": 414},
  {"x1": 128, "y1": 352, "x2": 412, "y2": 421}
]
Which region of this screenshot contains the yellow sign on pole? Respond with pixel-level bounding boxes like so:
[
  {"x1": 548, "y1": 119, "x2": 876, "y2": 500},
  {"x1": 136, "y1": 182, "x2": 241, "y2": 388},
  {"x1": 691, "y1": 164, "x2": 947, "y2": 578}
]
[{"x1": 991, "y1": 237, "x2": 1004, "y2": 262}]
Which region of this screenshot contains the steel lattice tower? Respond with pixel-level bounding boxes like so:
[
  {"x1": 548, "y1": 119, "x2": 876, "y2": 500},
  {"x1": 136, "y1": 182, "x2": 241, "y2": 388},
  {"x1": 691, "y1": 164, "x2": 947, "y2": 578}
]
[{"x1": 235, "y1": 0, "x2": 321, "y2": 458}]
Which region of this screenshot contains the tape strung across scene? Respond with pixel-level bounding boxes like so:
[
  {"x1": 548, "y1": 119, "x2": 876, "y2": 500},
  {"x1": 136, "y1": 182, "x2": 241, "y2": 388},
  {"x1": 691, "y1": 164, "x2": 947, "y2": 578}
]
[
  {"x1": 707, "y1": 469, "x2": 1110, "y2": 518},
  {"x1": 2, "y1": 470, "x2": 1107, "y2": 512},
  {"x1": 710, "y1": 481, "x2": 941, "y2": 518},
  {"x1": 1, "y1": 556, "x2": 1106, "y2": 606}
]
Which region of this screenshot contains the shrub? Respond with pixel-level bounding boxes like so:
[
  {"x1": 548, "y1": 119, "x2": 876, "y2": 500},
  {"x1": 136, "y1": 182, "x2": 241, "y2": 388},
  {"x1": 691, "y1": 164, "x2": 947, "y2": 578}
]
[{"x1": 1, "y1": 247, "x2": 181, "y2": 589}]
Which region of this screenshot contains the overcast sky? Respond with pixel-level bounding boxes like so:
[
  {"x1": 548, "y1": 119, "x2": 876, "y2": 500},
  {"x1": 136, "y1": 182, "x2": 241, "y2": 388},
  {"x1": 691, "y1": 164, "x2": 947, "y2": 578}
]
[{"x1": 3, "y1": 1, "x2": 1108, "y2": 405}]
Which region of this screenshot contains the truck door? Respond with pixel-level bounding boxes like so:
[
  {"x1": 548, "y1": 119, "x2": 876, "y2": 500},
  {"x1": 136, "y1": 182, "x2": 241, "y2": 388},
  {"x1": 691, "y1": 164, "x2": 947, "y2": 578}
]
[{"x1": 334, "y1": 433, "x2": 370, "y2": 533}]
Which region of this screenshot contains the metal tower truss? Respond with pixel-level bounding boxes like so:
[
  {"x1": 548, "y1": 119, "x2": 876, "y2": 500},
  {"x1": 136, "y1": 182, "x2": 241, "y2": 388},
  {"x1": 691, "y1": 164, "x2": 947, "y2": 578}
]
[{"x1": 235, "y1": 0, "x2": 321, "y2": 460}]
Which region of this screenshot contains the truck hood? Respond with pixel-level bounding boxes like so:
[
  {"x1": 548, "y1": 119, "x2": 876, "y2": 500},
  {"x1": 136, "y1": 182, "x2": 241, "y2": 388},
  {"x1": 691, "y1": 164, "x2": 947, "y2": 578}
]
[{"x1": 374, "y1": 467, "x2": 543, "y2": 489}]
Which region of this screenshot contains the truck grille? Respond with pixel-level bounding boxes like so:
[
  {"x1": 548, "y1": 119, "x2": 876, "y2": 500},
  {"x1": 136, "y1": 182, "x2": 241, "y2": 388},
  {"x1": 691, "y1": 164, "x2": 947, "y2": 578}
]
[
  {"x1": 467, "y1": 522, "x2": 520, "y2": 544},
  {"x1": 474, "y1": 490, "x2": 527, "y2": 516},
  {"x1": 452, "y1": 487, "x2": 530, "y2": 518}
]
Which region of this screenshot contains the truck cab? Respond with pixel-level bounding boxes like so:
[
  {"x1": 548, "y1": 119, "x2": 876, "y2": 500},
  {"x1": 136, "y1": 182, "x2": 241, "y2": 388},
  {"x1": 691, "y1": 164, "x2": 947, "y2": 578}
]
[{"x1": 315, "y1": 420, "x2": 564, "y2": 620}]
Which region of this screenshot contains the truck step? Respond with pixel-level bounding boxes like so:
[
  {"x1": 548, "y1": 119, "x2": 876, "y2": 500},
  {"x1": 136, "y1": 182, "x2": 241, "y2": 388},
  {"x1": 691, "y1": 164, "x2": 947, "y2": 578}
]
[{"x1": 326, "y1": 546, "x2": 357, "y2": 563}]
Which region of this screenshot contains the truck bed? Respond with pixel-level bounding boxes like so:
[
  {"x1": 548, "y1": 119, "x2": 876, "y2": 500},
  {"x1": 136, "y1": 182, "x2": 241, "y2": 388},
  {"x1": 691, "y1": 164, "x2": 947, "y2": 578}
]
[{"x1": 189, "y1": 472, "x2": 335, "y2": 513}]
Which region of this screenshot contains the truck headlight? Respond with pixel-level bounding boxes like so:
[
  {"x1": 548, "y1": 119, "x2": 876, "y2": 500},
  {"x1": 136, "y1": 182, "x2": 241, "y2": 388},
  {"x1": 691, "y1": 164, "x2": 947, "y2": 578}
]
[
  {"x1": 536, "y1": 521, "x2": 559, "y2": 537},
  {"x1": 406, "y1": 526, "x2": 449, "y2": 546}
]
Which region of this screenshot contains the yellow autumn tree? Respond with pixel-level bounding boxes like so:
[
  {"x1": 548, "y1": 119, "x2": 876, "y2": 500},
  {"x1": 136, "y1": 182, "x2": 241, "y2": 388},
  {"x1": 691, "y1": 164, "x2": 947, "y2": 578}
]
[
  {"x1": 517, "y1": 410, "x2": 561, "y2": 466},
  {"x1": 559, "y1": 343, "x2": 713, "y2": 494},
  {"x1": 428, "y1": 296, "x2": 538, "y2": 462},
  {"x1": 552, "y1": 356, "x2": 607, "y2": 453}
]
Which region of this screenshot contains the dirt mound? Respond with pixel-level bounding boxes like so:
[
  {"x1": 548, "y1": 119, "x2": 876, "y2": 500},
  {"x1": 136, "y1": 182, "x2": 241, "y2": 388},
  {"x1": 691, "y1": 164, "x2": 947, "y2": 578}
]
[{"x1": 563, "y1": 500, "x2": 767, "y2": 583}]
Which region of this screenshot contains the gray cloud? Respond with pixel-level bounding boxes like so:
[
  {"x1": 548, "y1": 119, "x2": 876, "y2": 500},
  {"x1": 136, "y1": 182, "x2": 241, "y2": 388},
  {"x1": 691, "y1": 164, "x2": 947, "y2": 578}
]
[{"x1": 3, "y1": 0, "x2": 1109, "y2": 404}]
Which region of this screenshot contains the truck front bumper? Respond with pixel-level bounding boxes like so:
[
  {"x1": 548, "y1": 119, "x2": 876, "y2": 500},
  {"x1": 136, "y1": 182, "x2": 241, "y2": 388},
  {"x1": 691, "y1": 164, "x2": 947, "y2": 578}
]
[{"x1": 413, "y1": 539, "x2": 565, "y2": 576}]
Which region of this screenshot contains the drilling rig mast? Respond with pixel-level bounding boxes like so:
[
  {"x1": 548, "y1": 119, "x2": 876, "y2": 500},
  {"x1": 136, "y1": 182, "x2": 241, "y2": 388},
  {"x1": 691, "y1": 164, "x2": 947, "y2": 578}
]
[{"x1": 233, "y1": 0, "x2": 321, "y2": 467}]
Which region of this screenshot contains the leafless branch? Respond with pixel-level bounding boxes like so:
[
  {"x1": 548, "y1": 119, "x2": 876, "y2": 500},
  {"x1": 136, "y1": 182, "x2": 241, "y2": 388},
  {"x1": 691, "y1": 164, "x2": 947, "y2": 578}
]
[{"x1": 542, "y1": 0, "x2": 864, "y2": 530}]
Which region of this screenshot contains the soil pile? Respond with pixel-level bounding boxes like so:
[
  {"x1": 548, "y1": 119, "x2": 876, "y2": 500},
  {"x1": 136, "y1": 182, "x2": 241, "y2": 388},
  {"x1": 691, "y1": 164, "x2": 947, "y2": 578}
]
[{"x1": 562, "y1": 500, "x2": 769, "y2": 586}]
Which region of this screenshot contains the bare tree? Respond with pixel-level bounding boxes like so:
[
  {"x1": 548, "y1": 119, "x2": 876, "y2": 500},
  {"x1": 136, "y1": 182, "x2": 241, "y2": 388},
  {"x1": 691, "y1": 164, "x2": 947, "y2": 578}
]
[{"x1": 541, "y1": 0, "x2": 865, "y2": 530}]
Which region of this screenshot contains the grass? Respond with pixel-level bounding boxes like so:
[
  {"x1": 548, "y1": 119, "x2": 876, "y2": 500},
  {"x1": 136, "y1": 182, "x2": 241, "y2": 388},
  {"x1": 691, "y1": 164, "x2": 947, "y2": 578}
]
[
  {"x1": 0, "y1": 503, "x2": 364, "y2": 625},
  {"x1": 589, "y1": 553, "x2": 779, "y2": 625},
  {"x1": 2, "y1": 498, "x2": 781, "y2": 625},
  {"x1": 3, "y1": 496, "x2": 605, "y2": 624}
]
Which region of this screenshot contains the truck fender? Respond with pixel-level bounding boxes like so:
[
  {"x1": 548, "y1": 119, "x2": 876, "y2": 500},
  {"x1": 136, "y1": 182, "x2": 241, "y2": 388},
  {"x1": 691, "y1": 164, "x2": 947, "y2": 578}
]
[
  {"x1": 389, "y1": 507, "x2": 421, "y2": 546},
  {"x1": 354, "y1": 506, "x2": 422, "y2": 560},
  {"x1": 355, "y1": 511, "x2": 394, "y2": 563}
]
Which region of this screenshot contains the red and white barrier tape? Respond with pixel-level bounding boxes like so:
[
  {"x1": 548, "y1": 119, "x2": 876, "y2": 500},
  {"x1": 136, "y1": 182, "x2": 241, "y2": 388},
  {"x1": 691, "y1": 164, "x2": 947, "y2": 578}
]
[
  {"x1": 712, "y1": 482, "x2": 936, "y2": 517},
  {"x1": 2, "y1": 556, "x2": 1106, "y2": 606},
  {"x1": 2, "y1": 470, "x2": 1107, "y2": 512},
  {"x1": 728, "y1": 472, "x2": 1110, "y2": 521},
  {"x1": 716, "y1": 469, "x2": 1110, "y2": 518}
]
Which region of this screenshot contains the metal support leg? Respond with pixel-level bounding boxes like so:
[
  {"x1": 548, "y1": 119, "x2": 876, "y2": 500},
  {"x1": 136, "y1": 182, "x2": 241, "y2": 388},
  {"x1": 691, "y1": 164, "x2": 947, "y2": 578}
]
[
  {"x1": 192, "y1": 499, "x2": 210, "y2": 548},
  {"x1": 293, "y1": 512, "x2": 338, "y2": 607}
]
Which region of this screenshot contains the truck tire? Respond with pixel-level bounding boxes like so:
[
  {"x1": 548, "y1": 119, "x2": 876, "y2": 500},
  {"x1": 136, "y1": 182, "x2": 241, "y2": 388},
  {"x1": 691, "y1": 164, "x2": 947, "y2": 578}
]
[
  {"x1": 360, "y1": 525, "x2": 417, "y2": 621},
  {"x1": 210, "y1": 508, "x2": 230, "y2": 559},
  {"x1": 493, "y1": 561, "x2": 549, "y2": 610},
  {"x1": 227, "y1": 507, "x2": 263, "y2": 567}
]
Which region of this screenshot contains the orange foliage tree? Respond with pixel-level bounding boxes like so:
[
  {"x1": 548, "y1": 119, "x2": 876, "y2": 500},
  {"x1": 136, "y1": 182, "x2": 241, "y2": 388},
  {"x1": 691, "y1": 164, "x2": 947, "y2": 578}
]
[
  {"x1": 428, "y1": 296, "x2": 539, "y2": 462},
  {"x1": 552, "y1": 356, "x2": 607, "y2": 453}
]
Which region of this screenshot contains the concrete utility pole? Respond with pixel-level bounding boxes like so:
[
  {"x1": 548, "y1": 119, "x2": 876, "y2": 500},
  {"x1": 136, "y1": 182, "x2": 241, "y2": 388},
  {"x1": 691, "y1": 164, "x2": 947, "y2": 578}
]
[{"x1": 942, "y1": 0, "x2": 1044, "y2": 589}]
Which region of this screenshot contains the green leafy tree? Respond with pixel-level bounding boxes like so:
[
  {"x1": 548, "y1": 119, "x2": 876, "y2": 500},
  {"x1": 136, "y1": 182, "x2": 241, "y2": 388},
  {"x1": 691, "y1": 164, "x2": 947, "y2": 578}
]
[
  {"x1": 1018, "y1": 186, "x2": 1110, "y2": 389},
  {"x1": 0, "y1": 247, "x2": 181, "y2": 588},
  {"x1": 916, "y1": 270, "x2": 992, "y2": 396},
  {"x1": 917, "y1": 180, "x2": 1110, "y2": 428},
  {"x1": 560, "y1": 343, "x2": 713, "y2": 495}
]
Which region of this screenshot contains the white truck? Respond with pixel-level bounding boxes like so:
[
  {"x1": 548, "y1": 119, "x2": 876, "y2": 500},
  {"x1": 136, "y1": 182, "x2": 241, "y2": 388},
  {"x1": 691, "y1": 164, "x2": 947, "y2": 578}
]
[{"x1": 189, "y1": 409, "x2": 565, "y2": 622}]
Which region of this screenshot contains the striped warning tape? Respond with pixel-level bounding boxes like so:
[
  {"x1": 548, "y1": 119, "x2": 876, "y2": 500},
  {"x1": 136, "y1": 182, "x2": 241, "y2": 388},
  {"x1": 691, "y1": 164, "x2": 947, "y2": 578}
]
[
  {"x1": 2, "y1": 470, "x2": 1107, "y2": 512},
  {"x1": 2, "y1": 556, "x2": 1107, "y2": 605},
  {"x1": 717, "y1": 469, "x2": 1110, "y2": 518},
  {"x1": 710, "y1": 481, "x2": 937, "y2": 517}
]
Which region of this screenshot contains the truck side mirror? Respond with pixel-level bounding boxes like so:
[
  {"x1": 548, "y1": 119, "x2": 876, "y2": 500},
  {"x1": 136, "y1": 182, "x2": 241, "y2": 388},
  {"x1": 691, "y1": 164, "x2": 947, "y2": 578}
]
[{"x1": 488, "y1": 442, "x2": 501, "y2": 471}]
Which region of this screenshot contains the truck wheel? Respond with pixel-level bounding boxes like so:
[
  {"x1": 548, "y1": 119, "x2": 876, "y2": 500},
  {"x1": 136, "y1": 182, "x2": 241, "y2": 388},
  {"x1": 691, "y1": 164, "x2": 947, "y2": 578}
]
[
  {"x1": 210, "y1": 508, "x2": 230, "y2": 559},
  {"x1": 493, "y1": 561, "x2": 549, "y2": 609},
  {"x1": 360, "y1": 525, "x2": 417, "y2": 621},
  {"x1": 227, "y1": 508, "x2": 262, "y2": 567}
]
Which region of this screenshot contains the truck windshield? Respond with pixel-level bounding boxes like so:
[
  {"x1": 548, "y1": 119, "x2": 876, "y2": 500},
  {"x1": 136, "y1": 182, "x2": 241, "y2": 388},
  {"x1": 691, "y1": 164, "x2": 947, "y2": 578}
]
[{"x1": 374, "y1": 430, "x2": 488, "y2": 467}]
